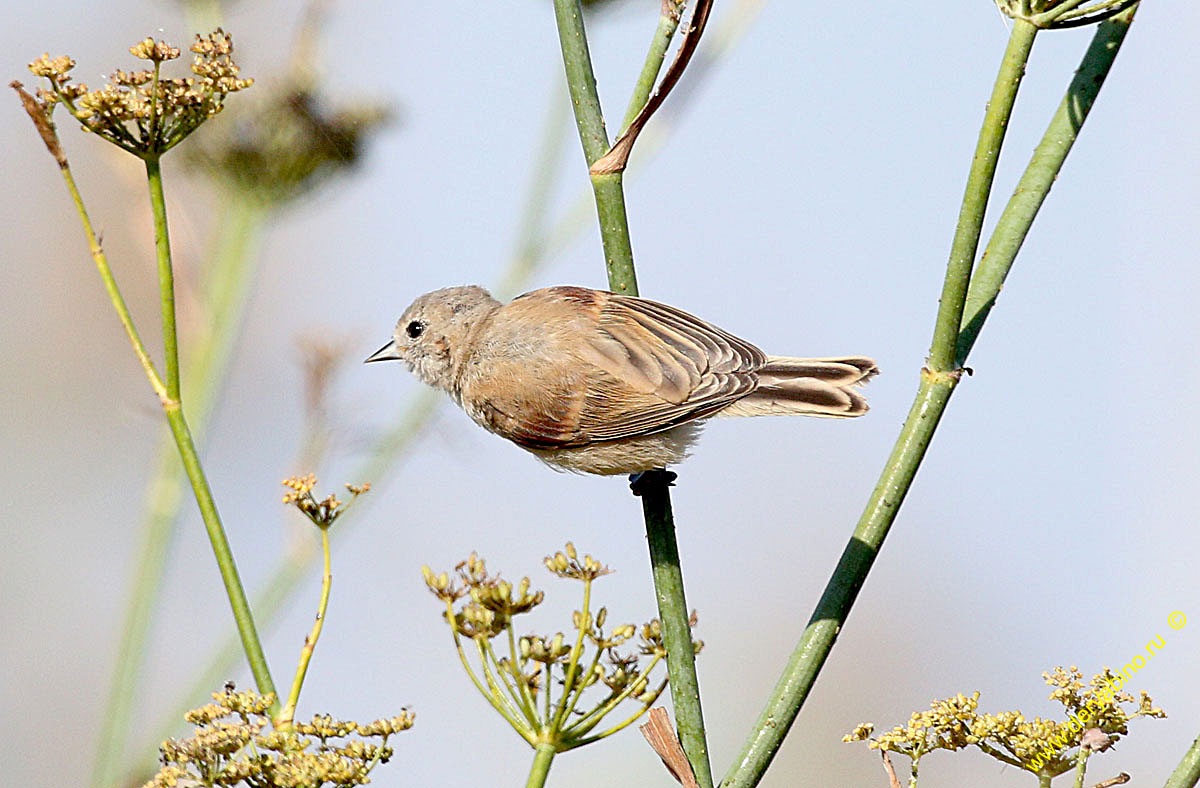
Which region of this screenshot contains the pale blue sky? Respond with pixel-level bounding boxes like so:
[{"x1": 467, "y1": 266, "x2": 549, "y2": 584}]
[{"x1": 3, "y1": 2, "x2": 1198, "y2": 787}]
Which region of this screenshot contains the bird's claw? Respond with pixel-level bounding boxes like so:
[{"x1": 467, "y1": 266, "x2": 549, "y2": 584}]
[{"x1": 629, "y1": 469, "x2": 677, "y2": 496}]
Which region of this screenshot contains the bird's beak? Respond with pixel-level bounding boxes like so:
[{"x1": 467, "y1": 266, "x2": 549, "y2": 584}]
[{"x1": 364, "y1": 340, "x2": 403, "y2": 364}]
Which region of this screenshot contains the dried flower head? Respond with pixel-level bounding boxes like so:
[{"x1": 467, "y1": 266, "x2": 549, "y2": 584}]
[
  {"x1": 845, "y1": 668, "x2": 1166, "y2": 781},
  {"x1": 994, "y1": 0, "x2": 1137, "y2": 29},
  {"x1": 544, "y1": 542, "x2": 613, "y2": 581},
  {"x1": 27, "y1": 29, "x2": 252, "y2": 157},
  {"x1": 282, "y1": 474, "x2": 369, "y2": 529},
  {"x1": 145, "y1": 686, "x2": 412, "y2": 788},
  {"x1": 423, "y1": 545, "x2": 681, "y2": 752}
]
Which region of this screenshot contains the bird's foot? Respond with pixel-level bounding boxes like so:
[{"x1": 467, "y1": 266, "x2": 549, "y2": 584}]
[{"x1": 628, "y1": 469, "x2": 677, "y2": 496}]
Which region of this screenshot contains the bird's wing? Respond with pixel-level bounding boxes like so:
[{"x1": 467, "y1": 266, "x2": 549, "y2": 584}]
[
  {"x1": 569, "y1": 290, "x2": 765, "y2": 442},
  {"x1": 467, "y1": 287, "x2": 765, "y2": 449}
]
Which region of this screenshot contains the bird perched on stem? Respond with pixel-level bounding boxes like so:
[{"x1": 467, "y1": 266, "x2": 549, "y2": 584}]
[{"x1": 367, "y1": 285, "x2": 877, "y2": 476}]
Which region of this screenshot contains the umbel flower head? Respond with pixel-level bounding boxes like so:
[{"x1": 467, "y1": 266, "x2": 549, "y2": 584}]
[
  {"x1": 994, "y1": 0, "x2": 1137, "y2": 29},
  {"x1": 421, "y1": 544, "x2": 696, "y2": 752},
  {"x1": 845, "y1": 666, "x2": 1165, "y2": 782},
  {"x1": 144, "y1": 684, "x2": 414, "y2": 788},
  {"x1": 27, "y1": 29, "x2": 252, "y2": 157},
  {"x1": 282, "y1": 474, "x2": 370, "y2": 529}
]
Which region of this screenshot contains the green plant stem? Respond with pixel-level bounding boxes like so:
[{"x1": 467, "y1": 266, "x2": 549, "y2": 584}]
[
  {"x1": 722, "y1": 377, "x2": 955, "y2": 788},
  {"x1": 550, "y1": 0, "x2": 639, "y2": 294},
  {"x1": 621, "y1": 8, "x2": 682, "y2": 134},
  {"x1": 277, "y1": 525, "x2": 332, "y2": 729},
  {"x1": 58, "y1": 161, "x2": 166, "y2": 399},
  {"x1": 1073, "y1": 746, "x2": 1092, "y2": 788},
  {"x1": 146, "y1": 156, "x2": 182, "y2": 400},
  {"x1": 642, "y1": 480, "x2": 713, "y2": 788},
  {"x1": 52, "y1": 142, "x2": 276, "y2": 714},
  {"x1": 721, "y1": 10, "x2": 1137, "y2": 788},
  {"x1": 162, "y1": 402, "x2": 277, "y2": 701},
  {"x1": 525, "y1": 743, "x2": 557, "y2": 788},
  {"x1": 142, "y1": 161, "x2": 278, "y2": 706},
  {"x1": 92, "y1": 196, "x2": 266, "y2": 788},
  {"x1": 1040, "y1": 773, "x2": 1054, "y2": 788},
  {"x1": 550, "y1": 0, "x2": 710, "y2": 784},
  {"x1": 928, "y1": 18, "x2": 1037, "y2": 372},
  {"x1": 957, "y1": 6, "x2": 1137, "y2": 363},
  {"x1": 550, "y1": 0, "x2": 712, "y2": 784},
  {"x1": 1164, "y1": 732, "x2": 1200, "y2": 788}
]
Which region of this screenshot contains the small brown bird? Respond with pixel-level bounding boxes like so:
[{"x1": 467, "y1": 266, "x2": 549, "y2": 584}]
[{"x1": 366, "y1": 286, "x2": 877, "y2": 475}]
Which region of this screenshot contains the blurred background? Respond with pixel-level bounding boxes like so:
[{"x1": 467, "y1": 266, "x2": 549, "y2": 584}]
[{"x1": 3, "y1": 1, "x2": 1198, "y2": 786}]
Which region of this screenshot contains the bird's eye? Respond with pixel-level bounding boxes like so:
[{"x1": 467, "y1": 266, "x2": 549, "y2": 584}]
[{"x1": 405, "y1": 320, "x2": 425, "y2": 339}]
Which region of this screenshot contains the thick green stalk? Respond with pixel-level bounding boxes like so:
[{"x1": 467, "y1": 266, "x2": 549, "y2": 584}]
[
  {"x1": 146, "y1": 157, "x2": 182, "y2": 400},
  {"x1": 957, "y1": 6, "x2": 1137, "y2": 363},
  {"x1": 621, "y1": 9, "x2": 683, "y2": 134},
  {"x1": 1164, "y1": 732, "x2": 1200, "y2": 788},
  {"x1": 928, "y1": 19, "x2": 1037, "y2": 372},
  {"x1": 552, "y1": 0, "x2": 610, "y2": 164},
  {"x1": 1072, "y1": 747, "x2": 1092, "y2": 788},
  {"x1": 550, "y1": 0, "x2": 640, "y2": 293},
  {"x1": 550, "y1": 0, "x2": 711, "y2": 785},
  {"x1": 721, "y1": 377, "x2": 956, "y2": 788},
  {"x1": 592, "y1": 173, "x2": 639, "y2": 294},
  {"x1": 721, "y1": 10, "x2": 1136, "y2": 788},
  {"x1": 642, "y1": 476, "x2": 713, "y2": 788},
  {"x1": 525, "y1": 743, "x2": 557, "y2": 788},
  {"x1": 92, "y1": 197, "x2": 266, "y2": 788}
]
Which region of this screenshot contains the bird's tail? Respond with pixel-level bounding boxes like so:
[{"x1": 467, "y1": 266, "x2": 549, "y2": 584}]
[{"x1": 722, "y1": 356, "x2": 879, "y2": 418}]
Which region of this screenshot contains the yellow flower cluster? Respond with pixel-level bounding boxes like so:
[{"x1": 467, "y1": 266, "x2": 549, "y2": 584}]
[
  {"x1": 145, "y1": 687, "x2": 413, "y2": 788},
  {"x1": 422, "y1": 545, "x2": 681, "y2": 750},
  {"x1": 844, "y1": 667, "x2": 1165, "y2": 779}
]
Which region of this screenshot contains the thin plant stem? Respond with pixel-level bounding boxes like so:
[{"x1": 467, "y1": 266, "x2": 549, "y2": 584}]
[
  {"x1": 564, "y1": 681, "x2": 669, "y2": 748},
  {"x1": 161, "y1": 402, "x2": 277, "y2": 704},
  {"x1": 277, "y1": 525, "x2": 333, "y2": 729},
  {"x1": 551, "y1": 578, "x2": 594, "y2": 730},
  {"x1": 721, "y1": 10, "x2": 1138, "y2": 788},
  {"x1": 957, "y1": 6, "x2": 1138, "y2": 363},
  {"x1": 57, "y1": 161, "x2": 166, "y2": 400},
  {"x1": 928, "y1": 19, "x2": 1038, "y2": 373},
  {"x1": 40, "y1": 126, "x2": 277, "y2": 710},
  {"x1": 506, "y1": 627, "x2": 540, "y2": 726},
  {"x1": 621, "y1": 7, "x2": 683, "y2": 134},
  {"x1": 550, "y1": 0, "x2": 710, "y2": 785},
  {"x1": 525, "y1": 743, "x2": 557, "y2": 788},
  {"x1": 141, "y1": 158, "x2": 278, "y2": 707},
  {"x1": 146, "y1": 156, "x2": 182, "y2": 400},
  {"x1": 92, "y1": 196, "x2": 267, "y2": 788},
  {"x1": 1040, "y1": 773, "x2": 1054, "y2": 788}
]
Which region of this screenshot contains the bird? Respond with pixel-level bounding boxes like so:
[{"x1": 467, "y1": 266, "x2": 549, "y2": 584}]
[{"x1": 366, "y1": 285, "x2": 877, "y2": 476}]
